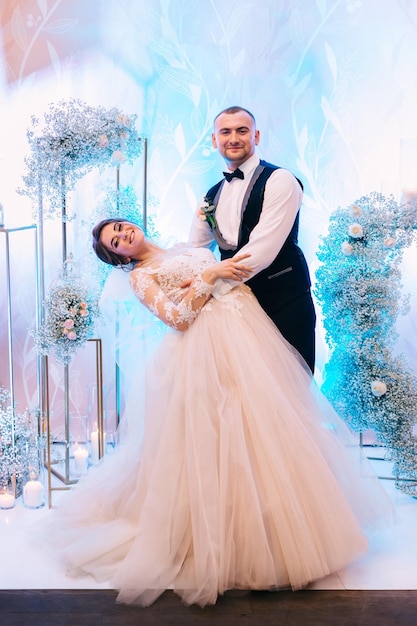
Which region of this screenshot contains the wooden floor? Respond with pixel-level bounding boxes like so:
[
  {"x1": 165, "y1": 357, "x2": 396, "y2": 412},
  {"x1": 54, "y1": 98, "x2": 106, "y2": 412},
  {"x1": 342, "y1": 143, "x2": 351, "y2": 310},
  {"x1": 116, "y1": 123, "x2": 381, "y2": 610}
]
[{"x1": 1, "y1": 589, "x2": 417, "y2": 625}]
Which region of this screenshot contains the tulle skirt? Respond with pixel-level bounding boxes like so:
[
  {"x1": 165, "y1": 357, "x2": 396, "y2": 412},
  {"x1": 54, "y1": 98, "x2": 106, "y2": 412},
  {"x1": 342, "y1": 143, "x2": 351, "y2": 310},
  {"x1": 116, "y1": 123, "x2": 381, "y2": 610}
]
[{"x1": 47, "y1": 285, "x2": 393, "y2": 607}]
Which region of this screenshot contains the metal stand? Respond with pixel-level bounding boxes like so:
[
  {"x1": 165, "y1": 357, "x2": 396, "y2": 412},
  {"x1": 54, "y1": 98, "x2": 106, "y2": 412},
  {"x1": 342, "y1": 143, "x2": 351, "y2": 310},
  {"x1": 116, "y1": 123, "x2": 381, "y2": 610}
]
[
  {"x1": 0, "y1": 224, "x2": 39, "y2": 499},
  {"x1": 115, "y1": 137, "x2": 147, "y2": 426},
  {"x1": 359, "y1": 432, "x2": 417, "y2": 489},
  {"x1": 45, "y1": 338, "x2": 105, "y2": 507},
  {"x1": 0, "y1": 224, "x2": 38, "y2": 409},
  {"x1": 34, "y1": 128, "x2": 147, "y2": 505}
]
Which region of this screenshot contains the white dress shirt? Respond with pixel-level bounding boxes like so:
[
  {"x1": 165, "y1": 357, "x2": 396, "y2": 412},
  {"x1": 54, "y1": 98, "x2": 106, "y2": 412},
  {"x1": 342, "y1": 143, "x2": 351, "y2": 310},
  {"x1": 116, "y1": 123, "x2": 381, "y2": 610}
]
[{"x1": 189, "y1": 153, "x2": 303, "y2": 297}]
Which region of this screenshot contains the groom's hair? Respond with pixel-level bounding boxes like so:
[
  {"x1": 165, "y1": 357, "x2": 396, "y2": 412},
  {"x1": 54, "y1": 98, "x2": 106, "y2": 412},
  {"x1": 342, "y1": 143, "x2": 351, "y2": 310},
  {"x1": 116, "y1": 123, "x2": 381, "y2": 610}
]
[
  {"x1": 213, "y1": 106, "x2": 256, "y2": 126},
  {"x1": 92, "y1": 218, "x2": 134, "y2": 268}
]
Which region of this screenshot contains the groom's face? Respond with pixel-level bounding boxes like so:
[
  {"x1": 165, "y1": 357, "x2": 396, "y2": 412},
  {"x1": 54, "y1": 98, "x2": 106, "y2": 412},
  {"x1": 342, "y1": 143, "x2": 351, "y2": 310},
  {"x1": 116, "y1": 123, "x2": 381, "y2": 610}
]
[{"x1": 212, "y1": 111, "x2": 260, "y2": 169}]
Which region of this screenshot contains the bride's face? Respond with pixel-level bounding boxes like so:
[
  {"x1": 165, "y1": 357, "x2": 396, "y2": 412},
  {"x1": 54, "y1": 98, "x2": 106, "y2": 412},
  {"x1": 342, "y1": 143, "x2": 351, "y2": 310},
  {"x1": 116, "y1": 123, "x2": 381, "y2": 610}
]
[{"x1": 100, "y1": 221, "x2": 145, "y2": 261}]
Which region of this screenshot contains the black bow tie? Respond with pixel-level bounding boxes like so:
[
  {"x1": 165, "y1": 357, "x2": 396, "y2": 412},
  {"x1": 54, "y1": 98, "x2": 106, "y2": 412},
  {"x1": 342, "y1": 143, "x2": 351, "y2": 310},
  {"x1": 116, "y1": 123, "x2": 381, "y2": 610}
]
[{"x1": 223, "y1": 168, "x2": 244, "y2": 182}]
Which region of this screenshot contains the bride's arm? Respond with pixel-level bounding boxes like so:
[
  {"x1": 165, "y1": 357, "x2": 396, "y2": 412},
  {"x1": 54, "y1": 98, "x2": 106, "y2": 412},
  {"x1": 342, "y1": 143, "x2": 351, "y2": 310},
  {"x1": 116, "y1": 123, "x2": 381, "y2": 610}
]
[
  {"x1": 130, "y1": 255, "x2": 253, "y2": 331},
  {"x1": 130, "y1": 271, "x2": 213, "y2": 331}
]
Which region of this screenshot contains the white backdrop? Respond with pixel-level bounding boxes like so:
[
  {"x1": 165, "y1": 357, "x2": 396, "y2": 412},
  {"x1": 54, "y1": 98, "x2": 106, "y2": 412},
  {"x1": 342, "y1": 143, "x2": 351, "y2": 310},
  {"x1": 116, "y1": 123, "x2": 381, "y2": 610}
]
[{"x1": 0, "y1": 0, "x2": 416, "y2": 412}]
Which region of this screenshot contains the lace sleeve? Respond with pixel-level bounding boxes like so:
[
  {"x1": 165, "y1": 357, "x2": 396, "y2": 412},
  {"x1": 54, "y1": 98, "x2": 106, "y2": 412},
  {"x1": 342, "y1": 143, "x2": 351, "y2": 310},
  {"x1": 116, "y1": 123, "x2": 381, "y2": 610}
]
[{"x1": 130, "y1": 270, "x2": 214, "y2": 331}]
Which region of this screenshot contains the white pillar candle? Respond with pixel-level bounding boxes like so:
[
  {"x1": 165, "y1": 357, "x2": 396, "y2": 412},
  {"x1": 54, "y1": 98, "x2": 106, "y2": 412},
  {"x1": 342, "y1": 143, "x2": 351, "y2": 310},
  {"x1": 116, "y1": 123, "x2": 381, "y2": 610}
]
[
  {"x1": 0, "y1": 492, "x2": 15, "y2": 509},
  {"x1": 23, "y1": 479, "x2": 44, "y2": 508},
  {"x1": 73, "y1": 446, "x2": 89, "y2": 473}
]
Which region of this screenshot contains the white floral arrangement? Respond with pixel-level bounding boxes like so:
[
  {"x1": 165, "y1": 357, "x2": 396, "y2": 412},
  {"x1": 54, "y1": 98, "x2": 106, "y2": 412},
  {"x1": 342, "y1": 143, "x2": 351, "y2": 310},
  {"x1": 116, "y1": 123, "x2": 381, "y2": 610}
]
[
  {"x1": 18, "y1": 98, "x2": 144, "y2": 219},
  {"x1": 32, "y1": 256, "x2": 100, "y2": 366},
  {"x1": 0, "y1": 387, "x2": 42, "y2": 495},
  {"x1": 315, "y1": 192, "x2": 417, "y2": 495}
]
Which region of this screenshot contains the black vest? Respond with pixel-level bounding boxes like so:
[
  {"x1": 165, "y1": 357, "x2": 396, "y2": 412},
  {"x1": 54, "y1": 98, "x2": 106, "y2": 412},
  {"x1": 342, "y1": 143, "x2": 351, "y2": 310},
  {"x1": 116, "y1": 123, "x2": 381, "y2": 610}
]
[{"x1": 205, "y1": 160, "x2": 311, "y2": 313}]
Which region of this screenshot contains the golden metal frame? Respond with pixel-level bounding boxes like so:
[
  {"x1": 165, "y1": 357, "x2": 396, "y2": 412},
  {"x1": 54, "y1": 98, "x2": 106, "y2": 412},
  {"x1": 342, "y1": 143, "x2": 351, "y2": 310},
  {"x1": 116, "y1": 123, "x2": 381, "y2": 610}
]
[{"x1": 44, "y1": 338, "x2": 105, "y2": 508}]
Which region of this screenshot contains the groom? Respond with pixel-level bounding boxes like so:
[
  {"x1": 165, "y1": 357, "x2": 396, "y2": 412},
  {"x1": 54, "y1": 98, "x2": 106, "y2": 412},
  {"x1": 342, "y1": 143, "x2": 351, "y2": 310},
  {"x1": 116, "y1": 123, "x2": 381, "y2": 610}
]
[{"x1": 189, "y1": 105, "x2": 316, "y2": 373}]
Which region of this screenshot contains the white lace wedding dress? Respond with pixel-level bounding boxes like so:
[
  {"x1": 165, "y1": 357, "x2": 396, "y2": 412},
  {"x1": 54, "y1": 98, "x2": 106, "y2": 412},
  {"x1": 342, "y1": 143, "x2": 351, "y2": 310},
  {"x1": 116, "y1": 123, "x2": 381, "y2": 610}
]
[{"x1": 48, "y1": 247, "x2": 392, "y2": 607}]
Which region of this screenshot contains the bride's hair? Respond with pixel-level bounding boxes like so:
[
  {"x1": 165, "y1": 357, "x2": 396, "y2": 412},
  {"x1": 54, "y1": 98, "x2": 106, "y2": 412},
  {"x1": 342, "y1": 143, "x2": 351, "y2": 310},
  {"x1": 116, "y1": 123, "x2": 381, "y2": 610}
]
[{"x1": 92, "y1": 218, "x2": 135, "y2": 268}]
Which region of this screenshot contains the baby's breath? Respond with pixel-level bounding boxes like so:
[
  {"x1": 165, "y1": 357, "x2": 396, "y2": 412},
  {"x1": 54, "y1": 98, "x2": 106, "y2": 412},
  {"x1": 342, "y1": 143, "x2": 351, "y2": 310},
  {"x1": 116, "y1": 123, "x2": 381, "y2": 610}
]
[
  {"x1": 18, "y1": 99, "x2": 144, "y2": 219},
  {"x1": 0, "y1": 388, "x2": 42, "y2": 494},
  {"x1": 315, "y1": 192, "x2": 417, "y2": 495}
]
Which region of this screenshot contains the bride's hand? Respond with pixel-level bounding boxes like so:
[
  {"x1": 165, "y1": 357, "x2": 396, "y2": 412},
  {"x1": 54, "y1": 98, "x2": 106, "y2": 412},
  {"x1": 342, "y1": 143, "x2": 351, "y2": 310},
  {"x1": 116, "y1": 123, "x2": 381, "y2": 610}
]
[{"x1": 203, "y1": 254, "x2": 253, "y2": 284}]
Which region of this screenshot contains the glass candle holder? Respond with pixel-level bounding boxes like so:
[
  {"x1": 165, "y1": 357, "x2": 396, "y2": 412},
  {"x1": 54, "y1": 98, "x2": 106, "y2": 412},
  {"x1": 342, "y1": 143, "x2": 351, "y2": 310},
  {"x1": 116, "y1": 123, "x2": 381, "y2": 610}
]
[
  {"x1": 72, "y1": 444, "x2": 89, "y2": 474},
  {"x1": 0, "y1": 477, "x2": 15, "y2": 510},
  {"x1": 87, "y1": 383, "x2": 107, "y2": 465},
  {"x1": 22, "y1": 466, "x2": 45, "y2": 510}
]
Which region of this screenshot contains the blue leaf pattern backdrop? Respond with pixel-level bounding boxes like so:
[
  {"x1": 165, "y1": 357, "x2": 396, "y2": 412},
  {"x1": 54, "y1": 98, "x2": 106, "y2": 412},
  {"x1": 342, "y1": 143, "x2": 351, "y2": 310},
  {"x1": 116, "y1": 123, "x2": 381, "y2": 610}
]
[{"x1": 0, "y1": 0, "x2": 416, "y2": 411}]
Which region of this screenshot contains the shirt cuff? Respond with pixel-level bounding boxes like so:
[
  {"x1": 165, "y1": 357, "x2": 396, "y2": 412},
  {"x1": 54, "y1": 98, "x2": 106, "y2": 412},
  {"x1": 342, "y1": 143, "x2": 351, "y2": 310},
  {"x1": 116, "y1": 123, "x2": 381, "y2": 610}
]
[{"x1": 212, "y1": 278, "x2": 234, "y2": 299}]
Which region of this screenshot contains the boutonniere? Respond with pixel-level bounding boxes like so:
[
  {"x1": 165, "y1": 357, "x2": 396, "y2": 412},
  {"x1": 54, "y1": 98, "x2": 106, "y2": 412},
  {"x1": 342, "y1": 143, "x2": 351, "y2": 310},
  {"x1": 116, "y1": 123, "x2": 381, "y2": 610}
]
[{"x1": 199, "y1": 196, "x2": 217, "y2": 230}]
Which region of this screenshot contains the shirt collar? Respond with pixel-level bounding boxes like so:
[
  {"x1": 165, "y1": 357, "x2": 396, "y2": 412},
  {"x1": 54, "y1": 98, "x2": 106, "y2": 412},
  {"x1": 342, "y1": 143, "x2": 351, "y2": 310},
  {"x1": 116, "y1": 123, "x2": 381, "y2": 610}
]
[{"x1": 237, "y1": 154, "x2": 259, "y2": 176}]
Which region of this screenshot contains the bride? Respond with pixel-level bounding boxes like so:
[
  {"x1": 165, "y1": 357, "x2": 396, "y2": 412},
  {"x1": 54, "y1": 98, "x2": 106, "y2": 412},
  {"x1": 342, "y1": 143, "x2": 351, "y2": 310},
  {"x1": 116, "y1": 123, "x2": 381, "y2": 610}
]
[{"x1": 48, "y1": 218, "x2": 393, "y2": 608}]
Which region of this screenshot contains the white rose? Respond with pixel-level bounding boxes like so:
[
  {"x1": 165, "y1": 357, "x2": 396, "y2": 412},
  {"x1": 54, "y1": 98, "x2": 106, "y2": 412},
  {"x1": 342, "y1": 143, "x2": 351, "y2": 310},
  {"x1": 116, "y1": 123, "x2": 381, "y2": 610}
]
[
  {"x1": 401, "y1": 188, "x2": 417, "y2": 204},
  {"x1": 348, "y1": 223, "x2": 364, "y2": 239},
  {"x1": 341, "y1": 241, "x2": 354, "y2": 256},
  {"x1": 384, "y1": 237, "x2": 396, "y2": 248},
  {"x1": 371, "y1": 380, "x2": 387, "y2": 397},
  {"x1": 98, "y1": 134, "x2": 109, "y2": 148},
  {"x1": 111, "y1": 150, "x2": 126, "y2": 165},
  {"x1": 350, "y1": 204, "x2": 362, "y2": 217},
  {"x1": 117, "y1": 114, "x2": 131, "y2": 127}
]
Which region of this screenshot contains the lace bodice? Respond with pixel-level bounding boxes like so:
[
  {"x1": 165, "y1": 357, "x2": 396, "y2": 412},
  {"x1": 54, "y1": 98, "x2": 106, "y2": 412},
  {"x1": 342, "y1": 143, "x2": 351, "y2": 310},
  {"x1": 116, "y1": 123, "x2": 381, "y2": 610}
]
[{"x1": 130, "y1": 247, "x2": 218, "y2": 330}]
